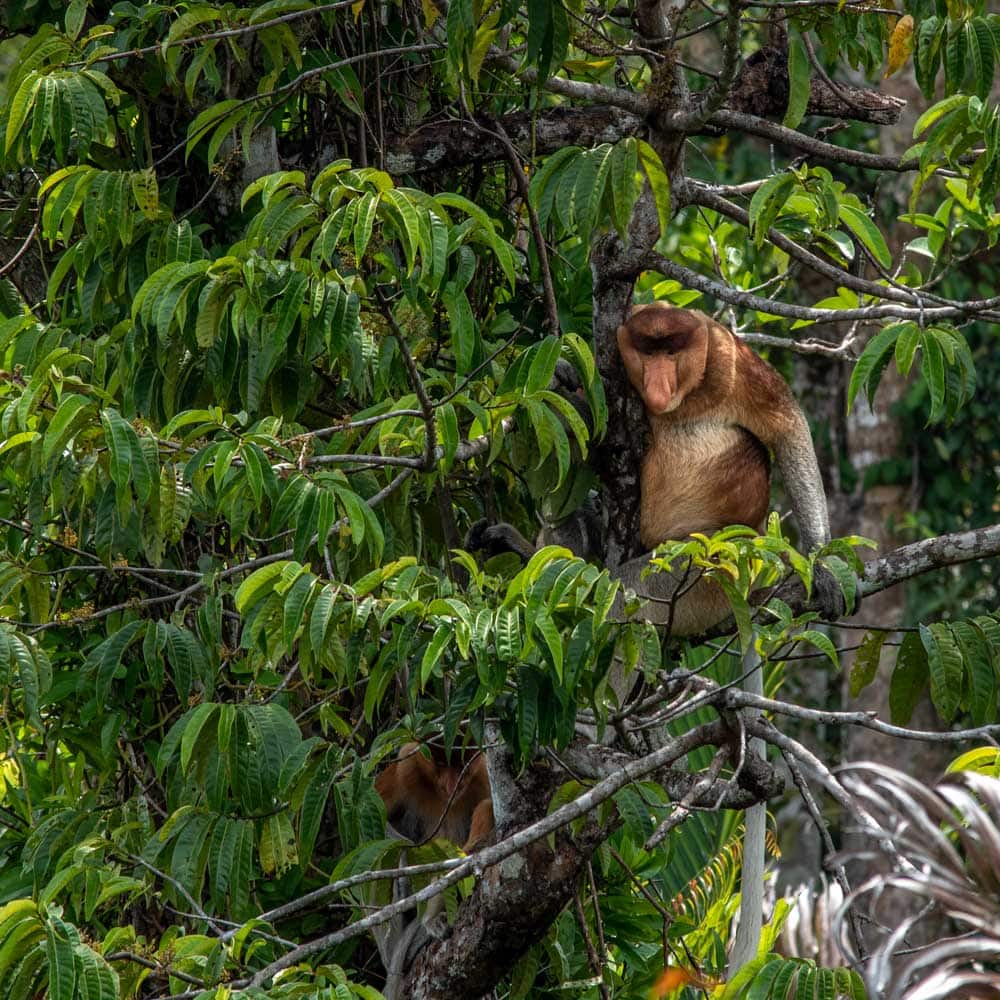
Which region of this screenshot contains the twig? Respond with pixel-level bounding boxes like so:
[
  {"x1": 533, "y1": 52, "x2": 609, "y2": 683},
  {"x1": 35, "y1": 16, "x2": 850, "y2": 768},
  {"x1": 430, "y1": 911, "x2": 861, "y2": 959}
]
[
  {"x1": 0, "y1": 218, "x2": 40, "y2": 278},
  {"x1": 645, "y1": 746, "x2": 729, "y2": 849},
  {"x1": 780, "y1": 748, "x2": 866, "y2": 961},
  {"x1": 573, "y1": 890, "x2": 611, "y2": 1000},
  {"x1": 486, "y1": 119, "x2": 560, "y2": 334}
]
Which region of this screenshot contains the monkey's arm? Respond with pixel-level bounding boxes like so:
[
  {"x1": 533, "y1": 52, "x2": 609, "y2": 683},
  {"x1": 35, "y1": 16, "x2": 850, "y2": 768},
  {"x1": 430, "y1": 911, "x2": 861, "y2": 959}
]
[
  {"x1": 771, "y1": 406, "x2": 831, "y2": 552},
  {"x1": 731, "y1": 350, "x2": 830, "y2": 551},
  {"x1": 466, "y1": 493, "x2": 603, "y2": 564},
  {"x1": 739, "y1": 384, "x2": 856, "y2": 618},
  {"x1": 465, "y1": 520, "x2": 539, "y2": 561}
]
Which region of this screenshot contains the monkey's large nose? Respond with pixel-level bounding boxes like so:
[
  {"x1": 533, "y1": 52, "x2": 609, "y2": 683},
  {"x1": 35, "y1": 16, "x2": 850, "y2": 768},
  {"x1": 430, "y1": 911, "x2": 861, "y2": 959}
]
[{"x1": 642, "y1": 357, "x2": 677, "y2": 414}]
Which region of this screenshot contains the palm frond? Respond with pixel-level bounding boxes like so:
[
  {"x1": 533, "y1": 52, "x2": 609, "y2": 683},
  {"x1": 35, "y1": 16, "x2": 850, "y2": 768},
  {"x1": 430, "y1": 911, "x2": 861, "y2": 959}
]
[{"x1": 835, "y1": 764, "x2": 1000, "y2": 1000}]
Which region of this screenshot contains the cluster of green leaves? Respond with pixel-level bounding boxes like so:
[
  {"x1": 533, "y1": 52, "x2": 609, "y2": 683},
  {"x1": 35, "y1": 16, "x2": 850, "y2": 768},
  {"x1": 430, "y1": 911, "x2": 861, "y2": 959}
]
[
  {"x1": 851, "y1": 614, "x2": 1000, "y2": 726},
  {"x1": 908, "y1": 94, "x2": 1000, "y2": 212},
  {"x1": 529, "y1": 139, "x2": 671, "y2": 243},
  {"x1": 646, "y1": 515, "x2": 868, "y2": 655},
  {"x1": 848, "y1": 319, "x2": 975, "y2": 424},
  {"x1": 724, "y1": 956, "x2": 866, "y2": 1000},
  {"x1": 749, "y1": 166, "x2": 893, "y2": 274},
  {"x1": 910, "y1": 0, "x2": 1000, "y2": 100},
  {"x1": 233, "y1": 541, "x2": 656, "y2": 762}
]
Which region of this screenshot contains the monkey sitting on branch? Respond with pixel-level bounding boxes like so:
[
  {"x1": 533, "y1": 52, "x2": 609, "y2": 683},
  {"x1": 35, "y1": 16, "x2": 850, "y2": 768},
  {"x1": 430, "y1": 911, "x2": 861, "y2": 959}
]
[{"x1": 470, "y1": 302, "x2": 846, "y2": 634}]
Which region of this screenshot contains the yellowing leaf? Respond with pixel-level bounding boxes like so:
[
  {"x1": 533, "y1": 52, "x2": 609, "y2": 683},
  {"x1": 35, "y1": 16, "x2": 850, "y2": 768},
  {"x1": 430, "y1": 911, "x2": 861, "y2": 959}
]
[
  {"x1": 352, "y1": 0, "x2": 365, "y2": 18},
  {"x1": 420, "y1": 0, "x2": 439, "y2": 26},
  {"x1": 470, "y1": 11, "x2": 500, "y2": 81},
  {"x1": 885, "y1": 14, "x2": 915, "y2": 78},
  {"x1": 563, "y1": 58, "x2": 615, "y2": 73}
]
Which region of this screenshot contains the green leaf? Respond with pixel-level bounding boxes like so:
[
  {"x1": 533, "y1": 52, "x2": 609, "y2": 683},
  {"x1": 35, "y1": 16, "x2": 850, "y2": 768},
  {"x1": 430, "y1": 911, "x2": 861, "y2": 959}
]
[
  {"x1": 952, "y1": 620, "x2": 994, "y2": 725},
  {"x1": 847, "y1": 322, "x2": 904, "y2": 410},
  {"x1": 889, "y1": 630, "x2": 929, "y2": 725},
  {"x1": 354, "y1": 192, "x2": 379, "y2": 262},
  {"x1": 85, "y1": 619, "x2": 144, "y2": 705},
  {"x1": 614, "y1": 785, "x2": 653, "y2": 840},
  {"x1": 636, "y1": 140, "x2": 672, "y2": 243},
  {"x1": 849, "y1": 631, "x2": 887, "y2": 696},
  {"x1": 920, "y1": 330, "x2": 946, "y2": 423},
  {"x1": 944, "y1": 19, "x2": 966, "y2": 95},
  {"x1": 748, "y1": 172, "x2": 796, "y2": 247},
  {"x1": 420, "y1": 624, "x2": 451, "y2": 687},
  {"x1": 45, "y1": 914, "x2": 78, "y2": 1000},
  {"x1": 838, "y1": 204, "x2": 892, "y2": 269},
  {"x1": 913, "y1": 94, "x2": 969, "y2": 137},
  {"x1": 235, "y1": 561, "x2": 289, "y2": 613},
  {"x1": 42, "y1": 393, "x2": 95, "y2": 462},
  {"x1": 921, "y1": 622, "x2": 962, "y2": 722},
  {"x1": 783, "y1": 33, "x2": 810, "y2": 129},
  {"x1": 894, "y1": 322, "x2": 920, "y2": 376},
  {"x1": 436, "y1": 402, "x2": 459, "y2": 471},
  {"x1": 180, "y1": 702, "x2": 219, "y2": 774},
  {"x1": 915, "y1": 16, "x2": 942, "y2": 96},
  {"x1": 526, "y1": 0, "x2": 568, "y2": 82},
  {"x1": 525, "y1": 336, "x2": 561, "y2": 393}
]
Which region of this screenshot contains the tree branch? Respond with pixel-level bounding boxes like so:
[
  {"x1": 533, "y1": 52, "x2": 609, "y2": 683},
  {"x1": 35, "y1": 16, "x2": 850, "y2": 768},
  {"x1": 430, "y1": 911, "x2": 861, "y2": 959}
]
[
  {"x1": 384, "y1": 107, "x2": 644, "y2": 175},
  {"x1": 860, "y1": 524, "x2": 1000, "y2": 598},
  {"x1": 642, "y1": 252, "x2": 998, "y2": 323}
]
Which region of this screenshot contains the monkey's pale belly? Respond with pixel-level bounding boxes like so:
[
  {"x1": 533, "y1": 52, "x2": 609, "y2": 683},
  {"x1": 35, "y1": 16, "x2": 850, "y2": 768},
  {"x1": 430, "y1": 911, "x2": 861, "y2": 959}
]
[{"x1": 640, "y1": 424, "x2": 770, "y2": 547}]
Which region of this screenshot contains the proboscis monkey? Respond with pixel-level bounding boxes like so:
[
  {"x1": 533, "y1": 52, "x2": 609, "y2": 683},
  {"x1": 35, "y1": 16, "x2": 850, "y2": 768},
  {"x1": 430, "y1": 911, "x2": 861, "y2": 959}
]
[
  {"x1": 471, "y1": 303, "x2": 841, "y2": 632},
  {"x1": 375, "y1": 742, "x2": 494, "y2": 851},
  {"x1": 372, "y1": 743, "x2": 494, "y2": 999}
]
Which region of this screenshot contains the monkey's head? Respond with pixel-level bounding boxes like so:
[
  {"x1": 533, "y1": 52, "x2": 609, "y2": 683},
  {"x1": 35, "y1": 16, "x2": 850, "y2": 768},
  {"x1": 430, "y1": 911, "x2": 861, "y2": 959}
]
[{"x1": 616, "y1": 304, "x2": 711, "y2": 416}]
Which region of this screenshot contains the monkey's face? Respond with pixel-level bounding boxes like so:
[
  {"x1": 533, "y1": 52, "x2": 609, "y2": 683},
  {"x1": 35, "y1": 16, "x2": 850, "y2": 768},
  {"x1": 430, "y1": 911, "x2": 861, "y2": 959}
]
[{"x1": 617, "y1": 305, "x2": 709, "y2": 416}]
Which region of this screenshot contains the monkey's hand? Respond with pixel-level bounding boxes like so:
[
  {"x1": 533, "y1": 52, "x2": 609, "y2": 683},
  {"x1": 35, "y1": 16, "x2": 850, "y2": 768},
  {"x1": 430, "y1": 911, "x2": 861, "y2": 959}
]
[
  {"x1": 813, "y1": 563, "x2": 853, "y2": 620},
  {"x1": 465, "y1": 519, "x2": 538, "y2": 562},
  {"x1": 552, "y1": 357, "x2": 582, "y2": 394}
]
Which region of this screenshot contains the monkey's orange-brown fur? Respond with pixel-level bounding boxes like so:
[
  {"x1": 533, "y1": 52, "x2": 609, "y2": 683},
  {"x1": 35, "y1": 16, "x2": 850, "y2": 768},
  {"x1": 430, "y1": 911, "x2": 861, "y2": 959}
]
[
  {"x1": 375, "y1": 743, "x2": 494, "y2": 851},
  {"x1": 615, "y1": 303, "x2": 830, "y2": 635},
  {"x1": 618, "y1": 303, "x2": 803, "y2": 549}
]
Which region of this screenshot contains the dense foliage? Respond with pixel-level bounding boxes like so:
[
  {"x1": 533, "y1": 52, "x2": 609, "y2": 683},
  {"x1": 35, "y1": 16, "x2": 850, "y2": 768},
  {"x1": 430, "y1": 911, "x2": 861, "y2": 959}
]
[{"x1": 0, "y1": 1, "x2": 999, "y2": 999}]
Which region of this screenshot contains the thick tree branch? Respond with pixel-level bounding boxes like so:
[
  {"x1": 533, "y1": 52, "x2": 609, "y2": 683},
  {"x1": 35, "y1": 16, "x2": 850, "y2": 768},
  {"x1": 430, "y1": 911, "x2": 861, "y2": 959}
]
[
  {"x1": 708, "y1": 108, "x2": 913, "y2": 170},
  {"x1": 860, "y1": 523, "x2": 1000, "y2": 598},
  {"x1": 642, "y1": 253, "x2": 1000, "y2": 323},
  {"x1": 382, "y1": 83, "x2": 904, "y2": 175},
  {"x1": 384, "y1": 107, "x2": 644, "y2": 175}
]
